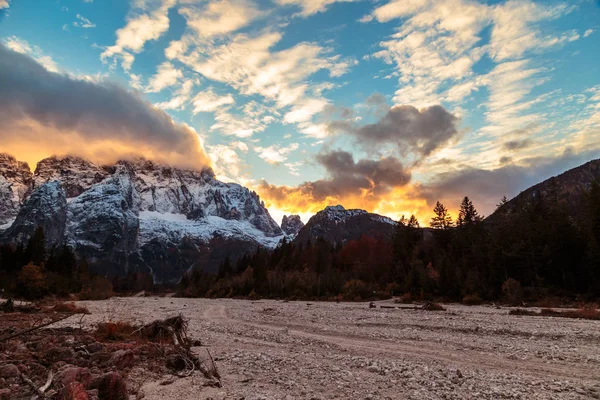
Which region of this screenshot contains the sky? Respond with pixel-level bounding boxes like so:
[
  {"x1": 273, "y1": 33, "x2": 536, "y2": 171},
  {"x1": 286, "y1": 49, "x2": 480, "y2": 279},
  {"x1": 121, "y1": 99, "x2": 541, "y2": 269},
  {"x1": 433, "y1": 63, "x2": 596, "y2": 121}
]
[{"x1": 0, "y1": 0, "x2": 599, "y2": 226}]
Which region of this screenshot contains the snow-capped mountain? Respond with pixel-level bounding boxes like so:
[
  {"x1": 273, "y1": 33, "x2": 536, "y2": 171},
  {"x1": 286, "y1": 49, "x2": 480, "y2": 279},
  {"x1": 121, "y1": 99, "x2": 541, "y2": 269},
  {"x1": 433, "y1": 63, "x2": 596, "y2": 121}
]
[
  {"x1": 0, "y1": 154, "x2": 33, "y2": 228},
  {"x1": 0, "y1": 154, "x2": 284, "y2": 281},
  {"x1": 294, "y1": 205, "x2": 397, "y2": 246}
]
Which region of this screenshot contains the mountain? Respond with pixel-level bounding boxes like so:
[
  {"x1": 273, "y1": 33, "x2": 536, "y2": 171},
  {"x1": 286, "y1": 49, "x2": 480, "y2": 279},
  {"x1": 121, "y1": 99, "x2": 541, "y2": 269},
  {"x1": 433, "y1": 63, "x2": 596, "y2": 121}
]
[
  {"x1": 489, "y1": 159, "x2": 600, "y2": 220},
  {"x1": 293, "y1": 205, "x2": 397, "y2": 246},
  {"x1": 0, "y1": 154, "x2": 284, "y2": 282},
  {"x1": 0, "y1": 154, "x2": 33, "y2": 228},
  {"x1": 281, "y1": 215, "x2": 304, "y2": 236}
]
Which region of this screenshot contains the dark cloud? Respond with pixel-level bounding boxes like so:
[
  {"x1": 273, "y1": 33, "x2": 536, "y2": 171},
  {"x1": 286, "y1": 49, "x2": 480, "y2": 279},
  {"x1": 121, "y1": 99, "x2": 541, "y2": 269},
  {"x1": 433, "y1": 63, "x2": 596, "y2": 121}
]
[
  {"x1": 503, "y1": 139, "x2": 533, "y2": 151},
  {"x1": 0, "y1": 43, "x2": 210, "y2": 169},
  {"x1": 327, "y1": 103, "x2": 460, "y2": 158},
  {"x1": 259, "y1": 150, "x2": 411, "y2": 206},
  {"x1": 419, "y1": 149, "x2": 600, "y2": 217}
]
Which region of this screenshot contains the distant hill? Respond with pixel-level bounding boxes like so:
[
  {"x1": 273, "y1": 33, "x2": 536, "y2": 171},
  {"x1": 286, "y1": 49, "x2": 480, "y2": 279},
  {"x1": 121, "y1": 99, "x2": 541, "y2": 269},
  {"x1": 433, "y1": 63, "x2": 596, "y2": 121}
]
[{"x1": 489, "y1": 159, "x2": 600, "y2": 220}]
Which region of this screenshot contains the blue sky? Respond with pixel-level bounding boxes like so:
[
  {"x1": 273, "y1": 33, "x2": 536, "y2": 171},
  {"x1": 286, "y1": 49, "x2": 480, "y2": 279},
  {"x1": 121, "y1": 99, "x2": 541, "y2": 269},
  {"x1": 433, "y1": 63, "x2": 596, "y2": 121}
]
[{"x1": 0, "y1": 0, "x2": 599, "y2": 224}]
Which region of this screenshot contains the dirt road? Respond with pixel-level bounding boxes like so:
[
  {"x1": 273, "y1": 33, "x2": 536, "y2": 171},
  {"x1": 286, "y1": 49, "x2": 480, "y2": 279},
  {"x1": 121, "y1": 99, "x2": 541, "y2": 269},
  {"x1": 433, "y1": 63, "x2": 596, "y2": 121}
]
[{"x1": 67, "y1": 297, "x2": 600, "y2": 399}]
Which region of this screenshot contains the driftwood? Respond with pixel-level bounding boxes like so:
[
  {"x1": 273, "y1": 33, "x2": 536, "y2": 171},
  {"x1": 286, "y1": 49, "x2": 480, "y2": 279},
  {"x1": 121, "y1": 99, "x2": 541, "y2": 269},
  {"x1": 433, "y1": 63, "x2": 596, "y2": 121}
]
[
  {"x1": 0, "y1": 314, "x2": 73, "y2": 342},
  {"x1": 20, "y1": 370, "x2": 53, "y2": 398}
]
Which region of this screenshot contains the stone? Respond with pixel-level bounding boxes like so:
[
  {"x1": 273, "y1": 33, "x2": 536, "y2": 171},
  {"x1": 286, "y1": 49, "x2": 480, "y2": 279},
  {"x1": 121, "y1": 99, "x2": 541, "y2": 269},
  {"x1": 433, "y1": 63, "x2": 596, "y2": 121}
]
[
  {"x1": 0, "y1": 364, "x2": 19, "y2": 378},
  {"x1": 60, "y1": 382, "x2": 89, "y2": 400},
  {"x1": 109, "y1": 349, "x2": 135, "y2": 369},
  {"x1": 56, "y1": 366, "x2": 92, "y2": 388}
]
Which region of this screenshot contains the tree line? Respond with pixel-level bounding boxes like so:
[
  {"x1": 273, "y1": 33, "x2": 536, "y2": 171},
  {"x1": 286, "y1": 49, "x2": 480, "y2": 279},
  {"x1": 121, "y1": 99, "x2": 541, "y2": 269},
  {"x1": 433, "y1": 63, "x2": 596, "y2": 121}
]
[{"x1": 179, "y1": 181, "x2": 600, "y2": 303}]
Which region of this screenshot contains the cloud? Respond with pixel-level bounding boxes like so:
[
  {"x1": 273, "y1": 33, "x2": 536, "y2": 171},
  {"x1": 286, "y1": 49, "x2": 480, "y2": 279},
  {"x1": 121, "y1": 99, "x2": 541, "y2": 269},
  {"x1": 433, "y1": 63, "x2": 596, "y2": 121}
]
[
  {"x1": 276, "y1": 0, "x2": 353, "y2": 17},
  {"x1": 330, "y1": 104, "x2": 460, "y2": 158},
  {"x1": 0, "y1": 0, "x2": 9, "y2": 9},
  {"x1": 0, "y1": 43, "x2": 210, "y2": 170},
  {"x1": 73, "y1": 14, "x2": 96, "y2": 28},
  {"x1": 146, "y1": 61, "x2": 182, "y2": 93},
  {"x1": 167, "y1": 29, "x2": 353, "y2": 137},
  {"x1": 178, "y1": 0, "x2": 262, "y2": 39},
  {"x1": 502, "y1": 138, "x2": 533, "y2": 151},
  {"x1": 254, "y1": 143, "x2": 299, "y2": 165},
  {"x1": 368, "y1": 0, "x2": 577, "y2": 108},
  {"x1": 101, "y1": 0, "x2": 175, "y2": 71},
  {"x1": 417, "y1": 148, "x2": 599, "y2": 218},
  {"x1": 192, "y1": 89, "x2": 235, "y2": 113},
  {"x1": 257, "y1": 150, "x2": 412, "y2": 214},
  {"x1": 584, "y1": 29, "x2": 594, "y2": 38},
  {"x1": 154, "y1": 79, "x2": 196, "y2": 110},
  {"x1": 3, "y1": 36, "x2": 59, "y2": 73}
]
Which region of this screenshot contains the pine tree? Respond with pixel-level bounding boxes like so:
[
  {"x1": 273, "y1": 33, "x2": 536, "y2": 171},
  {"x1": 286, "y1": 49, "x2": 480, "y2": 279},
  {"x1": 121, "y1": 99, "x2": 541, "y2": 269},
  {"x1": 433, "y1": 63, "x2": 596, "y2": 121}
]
[
  {"x1": 430, "y1": 201, "x2": 453, "y2": 229},
  {"x1": 25, "y1": 226, "x2": 46, "y2": 266},
  {"x1": 407, "y1": 215, "x2": 420, "y2": 228},
  {"x1": 457, "y1": 196, "x2": 482, "y2": 226}
]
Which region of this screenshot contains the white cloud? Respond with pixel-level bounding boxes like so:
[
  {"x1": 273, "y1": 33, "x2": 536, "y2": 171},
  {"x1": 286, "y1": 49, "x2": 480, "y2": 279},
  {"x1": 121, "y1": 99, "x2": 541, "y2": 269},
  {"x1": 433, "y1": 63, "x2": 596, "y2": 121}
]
[
  {"x1": 358, "y1": 14, "x2": 374, "y2": 23},
  {"x1": 207, "y1": 143, "x2": 249, "y2": 183},
  {"x1": 4, "y1": 36, "x2": 59, "y2": 73},
  {"x1": 178, "y1": 0, "x2": 262, "y2": 39},
  {"x1": 73, "y1": 14, "x2": 96, "y2": 28},
  {"x1": 168, "y1": 30, "x2": 352, "y2": 135},
  {"x1": 254, "y1": 143, "x2": 300, "y2": 164},
  {"x1": 489, "y1": 1, "x2": 575, "y2": 61},
  {"x1": 154, "y1": 79, "x2": 196, "y2": 110},
  {"x1": 584, "y1": 29, "x2": 594, "y2": 38},
  {"x1": 276, "y1": 0, "x2": 353, "y2": 17},
  {"x1": 101, "y1": 0, "x2": 175, "y2": 71},
  {"x1": 192, "y1": 89, "x2": 235, "y2": 113},
  {"x1": 0, "y1": 0, "x2": 9, "y2": 9},
  {"x1": 146, "y1": 61, "x2": 182, "y2": 93}
]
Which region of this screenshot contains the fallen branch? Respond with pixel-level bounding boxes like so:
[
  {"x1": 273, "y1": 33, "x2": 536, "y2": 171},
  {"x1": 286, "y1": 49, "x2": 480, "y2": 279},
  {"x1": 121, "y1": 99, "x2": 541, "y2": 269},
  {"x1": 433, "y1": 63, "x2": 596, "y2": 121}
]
[
  {"x1": 0, "y1": 314, "x2": 73, "y2": 342},
  {"x1": 20, "y1": 372, "x2": 46, "y2": 398}
]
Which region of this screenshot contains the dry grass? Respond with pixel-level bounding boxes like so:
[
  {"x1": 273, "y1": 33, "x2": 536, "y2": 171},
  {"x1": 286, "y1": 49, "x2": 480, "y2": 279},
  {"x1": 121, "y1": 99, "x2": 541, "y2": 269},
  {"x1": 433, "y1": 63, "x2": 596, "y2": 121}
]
[{"x1": 95, "y1": 321, "x2": 138, "y2": 341}]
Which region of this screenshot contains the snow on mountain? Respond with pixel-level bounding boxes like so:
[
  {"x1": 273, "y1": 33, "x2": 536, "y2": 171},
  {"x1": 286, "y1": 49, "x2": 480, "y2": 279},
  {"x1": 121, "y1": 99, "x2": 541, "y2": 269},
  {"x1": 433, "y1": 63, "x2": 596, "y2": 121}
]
[
  {"x1": 0, "y1": 153, "x2": 33, "y2": 226},
  {"x1": 0, "y1": 153, "x2": 284, "y2": 280},
  {"x1": 294, "y1": 205, "x2": 397, "y2": 246}
]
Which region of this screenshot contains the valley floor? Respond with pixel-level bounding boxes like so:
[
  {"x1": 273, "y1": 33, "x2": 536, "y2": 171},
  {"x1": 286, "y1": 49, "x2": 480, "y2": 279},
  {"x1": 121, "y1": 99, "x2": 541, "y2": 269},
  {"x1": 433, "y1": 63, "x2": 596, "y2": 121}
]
[{"x1": 61, "y1": 297, "x2": 600, "y2": 399}]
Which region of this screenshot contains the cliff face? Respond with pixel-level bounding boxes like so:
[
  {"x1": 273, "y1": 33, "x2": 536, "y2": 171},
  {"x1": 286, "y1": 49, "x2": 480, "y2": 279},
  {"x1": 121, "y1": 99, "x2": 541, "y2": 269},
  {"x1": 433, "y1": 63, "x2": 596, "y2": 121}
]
[
  {"x1": 0, "y1": 154, "x2": 284, "y2": 281},
  {"x1": 0, "y1": 154, "x2": 33, "y2": 227}
]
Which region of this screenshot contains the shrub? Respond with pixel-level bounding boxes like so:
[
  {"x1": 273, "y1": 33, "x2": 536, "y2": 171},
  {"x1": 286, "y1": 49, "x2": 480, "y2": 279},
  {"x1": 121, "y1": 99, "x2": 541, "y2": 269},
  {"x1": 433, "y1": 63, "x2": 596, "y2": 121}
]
[
  {"x1": 79, "y1": 276, "x2": 113, "y2": 300},
  {"x1": 95, "y1": 321, "x2": 137, "y2": 341},
  {"x1": 18, "y1": 263, "x2": 47, "y2": 300},
  {"x1": 462, "y1": 294, "x2": 484, "y2": 305},
  {"x1": 394, "y1": 292, "x2": 412, "y2": 304},
  {"x1": 342, "y1": 280, "x2": 371, "y2": 301},
  {"x1": 502, "y1": 278, "x2": 523, "y2": 305}
]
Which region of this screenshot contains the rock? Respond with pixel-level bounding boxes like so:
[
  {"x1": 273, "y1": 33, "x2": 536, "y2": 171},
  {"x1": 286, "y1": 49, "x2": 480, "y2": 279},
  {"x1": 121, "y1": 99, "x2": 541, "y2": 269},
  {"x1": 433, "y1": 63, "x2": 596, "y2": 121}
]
[
  {"x1": 89, "y1": 372, "x2": 127, "y2": 400},
  {"x1": 87, "y1": 343, "x2": 104, "y2": 353},
  {"x1": 0, "y1": 364, "x2": 19, "y2": 378},
  {"x1": 0, "y1": 153, "x2": 32, "y2": 227},
  {"x1": 56, "y1": 366, "x2": 92, "y2": 388},
  {"x1": 109, "y1": 349, "x2": 135, "y2": 369},
  {"x1": 60, "y1": 382, "x2": 89, "y2": 400},
  {"x1": 281, "y1": 215, "x2": 304, "y2": 236},
  {"x1": 0, "y1": 388, "x2": 11, "y2": 400}
]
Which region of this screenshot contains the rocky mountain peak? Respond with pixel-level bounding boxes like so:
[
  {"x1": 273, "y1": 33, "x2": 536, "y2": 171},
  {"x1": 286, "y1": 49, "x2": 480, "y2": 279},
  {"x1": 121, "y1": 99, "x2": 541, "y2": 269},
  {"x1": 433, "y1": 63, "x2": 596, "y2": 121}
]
[
  {"x1": 34, "y1": 155, "x2": 109, "y2": 198},
  {"x1": 281, "y1": 215, "x2": 304, "y2": 236}
]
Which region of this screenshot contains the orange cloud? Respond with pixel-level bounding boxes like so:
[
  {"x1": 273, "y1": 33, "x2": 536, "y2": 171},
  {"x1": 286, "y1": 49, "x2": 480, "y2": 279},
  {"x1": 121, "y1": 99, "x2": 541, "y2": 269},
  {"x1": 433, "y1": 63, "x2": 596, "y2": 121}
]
[
  {"x1": 0, "y1": 43, "x2": 211, "y2": 171},
  {"x1": 256, "y1": 181, "x2": 447, "y2": 227}
]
